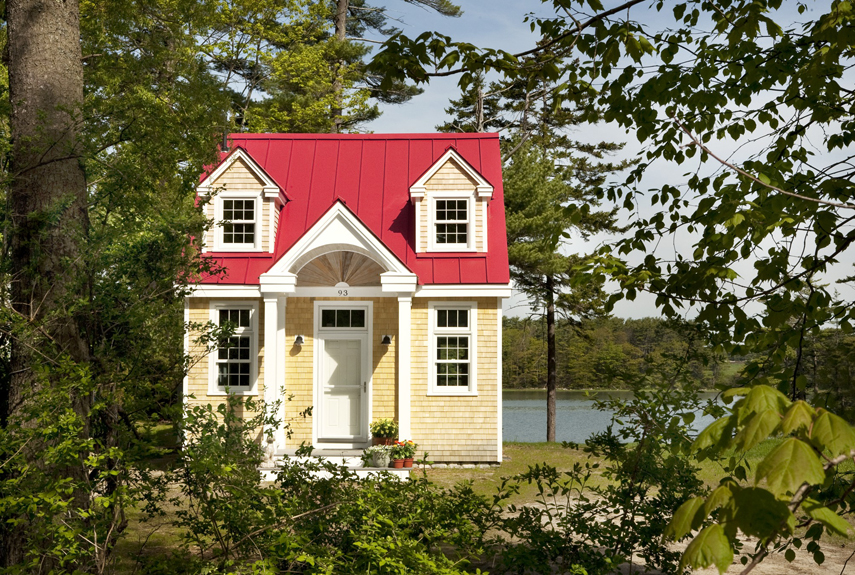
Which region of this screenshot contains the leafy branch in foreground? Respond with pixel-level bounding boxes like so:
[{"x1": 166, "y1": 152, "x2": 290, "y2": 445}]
[{"x1": 667, "y1": 385, "x2": 855, "y2": 574}]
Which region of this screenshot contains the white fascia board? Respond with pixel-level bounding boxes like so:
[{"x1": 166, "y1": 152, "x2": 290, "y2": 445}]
[
  {"x1": 188, "y1": 285, "x2": 262, "y2": 298},
  {"x1": 263, "y1": 202, "x2": 411, "y2": 277},
  {"x1": 409, "y1": 148, "x2": 494, "y2": 200},
  {"x1": 414, "y1": 284, "x2": 512, "y2": 298}
]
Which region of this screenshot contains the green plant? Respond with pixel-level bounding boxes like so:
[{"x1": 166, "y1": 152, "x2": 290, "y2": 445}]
[
  {"x1": 361, "y1": 445, "x2": 392, "y2": 467},
  {"x1": 391, "y1": 440, "x2": 417, "y2": 460},
  {"x1": 667, "y1": 385, "x2": 855, "y2": 574},
  {"x1": 369, "y1": 418, "x2": 399, "y2": 439}
]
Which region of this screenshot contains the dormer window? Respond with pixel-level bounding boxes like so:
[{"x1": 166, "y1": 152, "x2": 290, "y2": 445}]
[
  {"x1": 435, "y1": 199, "x2": 469, "y2": 246},
  {"x1": 409, "y1": 148, "x2": 494, "y2": 254},
  {"x1": 223, "y1": 199, "x2": 256, "y2": 245}
]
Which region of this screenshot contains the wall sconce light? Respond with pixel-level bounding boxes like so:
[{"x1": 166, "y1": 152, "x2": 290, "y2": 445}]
[
  {"x1": 381, "y1": 335, "x2": 392, "y2": 345},
  {"x1": 294, "y1": 335, "x2": 305, "y2": 346}
]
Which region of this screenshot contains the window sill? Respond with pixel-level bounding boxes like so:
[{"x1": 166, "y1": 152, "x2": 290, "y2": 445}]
[{"x1": 426, "y1": 390, "x2": 478, "y2": 397}]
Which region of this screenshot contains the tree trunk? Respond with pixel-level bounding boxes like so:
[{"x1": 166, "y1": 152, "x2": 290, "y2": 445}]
[
  {"x1": 331, "y1": 0, "x2": 348, "y2": 132},
  {"x1": 2, "y1": 0, "x2": 90, "y2": 565},
  {"x1": 546, "y1": 274, "x2": 557, "y2": 442}
]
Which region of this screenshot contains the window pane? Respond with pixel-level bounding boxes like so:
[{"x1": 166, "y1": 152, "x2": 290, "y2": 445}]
[
  {"x1": 336, "y1": 309, "x2": 350, "y2": 327},
  {"x1": 351, "y1": 309, "x2": 365, "y2": 328},
  {"x1": 457, "y1": 310, "x2": 468, "y2": 328},
  {"x1": 239, "y1": 309, "x2": 250, "y2": 327},
  {"x1": 437, "y1": 310, "x2": 447, "y2": 328},
  {"x1": 322, "y1": 309, "x2": 336, "y2": 327}
]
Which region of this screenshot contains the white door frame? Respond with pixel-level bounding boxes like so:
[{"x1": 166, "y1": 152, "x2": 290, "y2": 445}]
[{"x1": 312, "y1": 300, "x2": 373, "y2": 447}]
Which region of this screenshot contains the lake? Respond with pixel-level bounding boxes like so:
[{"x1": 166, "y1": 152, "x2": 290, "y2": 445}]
[{"x1": 503, "y1": 389, "x2": 720, "y2": 443}]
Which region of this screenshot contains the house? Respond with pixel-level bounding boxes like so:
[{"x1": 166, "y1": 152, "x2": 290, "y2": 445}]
[{"x1": 184, "y1": 133, "x2": 511, "y2": 463}]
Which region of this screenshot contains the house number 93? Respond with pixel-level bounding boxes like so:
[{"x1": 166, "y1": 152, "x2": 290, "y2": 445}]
[{"x1": 337, "y1": 289, "x2": 348, "y2": 296}]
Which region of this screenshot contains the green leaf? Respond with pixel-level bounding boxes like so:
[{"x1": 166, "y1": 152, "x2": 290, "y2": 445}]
[
  {"x1": 680, "y1": 524, "x2": 734, "y2": 575},
  {"x1": 756, "y1": 438, "x2": 825, "y2": 497},
  {"x1": 666, "y1": 496, "x2": 707, "y2": 540},
  {"x1": 704, "y1": 483, "x2": 734, "y2": 516},
  {"x1": 803, "y1": 499, "x2": 851, "y2": 537},
  {"x1": 732, "y1": 487, "x2": 795, "y2": 537},
  {"x1": 733, "y1": 409, "x2": 780, "y2": 452},
  {"x1": 742, "y1": 385, "x2": 791, "y2": 419},
  {"x1": 692, "y1": 414, "x2": 737, "y2": 455},
  {"x1": 778, "y1": 401, "x2": 815, "y2": 435},
  {"x1": 810, "y1": 411, "x2": 855, "y2": 458}
]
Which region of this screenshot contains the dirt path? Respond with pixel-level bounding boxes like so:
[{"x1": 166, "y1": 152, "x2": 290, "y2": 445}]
[{"x1": 617, "y1": 540, "x2": 855, "y2": 574}]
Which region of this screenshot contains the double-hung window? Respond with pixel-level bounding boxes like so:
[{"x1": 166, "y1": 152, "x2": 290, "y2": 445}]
[
  {"x1": 429, "y1": 302, "x2": 477, "y2": 395},
  {"x1": 222, "y1": 199, "x2": 256, "y2": 247},
  {"x1": 434, "y1": 199, "x2": 469, "y2": 248},
  {"x1": 213, "y1": 306, "x2": 255, "y2": 393}
]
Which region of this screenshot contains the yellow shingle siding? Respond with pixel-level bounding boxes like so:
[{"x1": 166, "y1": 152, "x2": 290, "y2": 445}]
[
  {"x1": 410, "y1": 297, "x2": 500, "y2": 462},
  {"x1": 186, "y1": 294, "x2": 501, "y2": 462}
]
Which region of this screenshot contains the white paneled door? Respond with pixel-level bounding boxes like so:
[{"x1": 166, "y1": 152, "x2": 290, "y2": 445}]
[{"x1": 319, "y1": 338, "x2": 364, "y2": 440}]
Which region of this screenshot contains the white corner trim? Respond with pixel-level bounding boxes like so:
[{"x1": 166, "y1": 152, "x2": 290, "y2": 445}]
[
  {"x1": 409, "y1": 148, "x2": 494, "y2": 200},
  {"x1": 183, "y1": 298, "x2": 190, "y2": 404},
  {"x1": 496, "y1": 305, "x2": 503, "y2": 463}
]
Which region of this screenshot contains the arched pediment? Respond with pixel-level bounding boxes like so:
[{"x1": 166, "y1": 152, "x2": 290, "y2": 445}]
[{"x1": 296, "y1": 251, "x2": 384, "y2": 287}]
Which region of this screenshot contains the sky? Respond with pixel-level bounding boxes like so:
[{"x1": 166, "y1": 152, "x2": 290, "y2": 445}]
[{"x1": 362, "y1": 1, "x2": 854, "y2": 321}]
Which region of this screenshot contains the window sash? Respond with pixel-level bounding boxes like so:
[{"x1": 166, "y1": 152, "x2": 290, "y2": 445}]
[
  {"x1": 216, "y1": 308, "x2": 253, "y2": 389},
  {"x1": 222, "y1": 199, "x2": 256, "y2": 245},
  {"x1": 434, "y1": 199, "x2": 469, "y2": 246},
  {"x1": 432, "y1": 306, "x2": 473, "y2": 391}
]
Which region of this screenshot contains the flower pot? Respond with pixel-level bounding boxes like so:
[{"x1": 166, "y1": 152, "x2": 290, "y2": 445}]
[
  {"x1": 403, "y1": 458, "x2": 413, "y2": 468},
  {"x1": 371, "y1": 451, "x2": 391, "y2": 468},
  {"x1": 373, "y1": 437, "x2": 395, "y2": 446},
  {"x1": 391, "y1": 459, "x2": 405, "y2": 468}
]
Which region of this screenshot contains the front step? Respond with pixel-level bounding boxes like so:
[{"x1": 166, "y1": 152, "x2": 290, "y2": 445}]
[{"x1": 260, "y1": 449, "x2": 411, "y2": 482}]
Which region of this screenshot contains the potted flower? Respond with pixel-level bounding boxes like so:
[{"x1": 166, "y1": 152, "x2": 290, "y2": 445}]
[
  {"x1": 369, "y1": 418, "x2": 399, "y2": 446},
  {"x1": 390, "y1": 439, "x2": 417, "y2": 468},
  {"x1": 362, "y1": 445, "x2": 391, "y2": 468}
]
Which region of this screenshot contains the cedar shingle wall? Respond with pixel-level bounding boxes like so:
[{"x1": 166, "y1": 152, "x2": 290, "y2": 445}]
[{"x1": 410, "y1": 297, "x2": 499, "y2": 462}]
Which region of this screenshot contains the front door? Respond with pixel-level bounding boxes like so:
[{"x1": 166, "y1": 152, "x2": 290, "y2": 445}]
[{"x1": 319, "y1": 338, "x2": 364, "y2": 440}]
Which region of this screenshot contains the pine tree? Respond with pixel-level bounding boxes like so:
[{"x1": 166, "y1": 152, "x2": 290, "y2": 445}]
[{"x1": 440, "y1": 65, "x2": 630, "y2": 441}]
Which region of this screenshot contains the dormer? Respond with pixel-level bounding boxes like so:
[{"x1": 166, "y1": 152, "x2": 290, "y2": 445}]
[
  {"x1": 410, "y1": 148, "x2": 494, "y2": 253},
  {"x1": 197, "y1": 147, "x2": 285, "y2": 253}
]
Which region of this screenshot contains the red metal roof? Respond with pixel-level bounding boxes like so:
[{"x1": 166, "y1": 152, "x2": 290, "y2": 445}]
[{"x1": 199, "y1": 133, "x2": 510, "y2": 286}]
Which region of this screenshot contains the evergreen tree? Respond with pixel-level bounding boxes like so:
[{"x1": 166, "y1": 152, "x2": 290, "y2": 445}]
[{"x1": 440, "y1": 66, "x2": 630, "y2": 441}]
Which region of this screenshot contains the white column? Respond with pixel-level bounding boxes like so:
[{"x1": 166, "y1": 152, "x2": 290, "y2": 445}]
[
  {"x1": 397, "y1": 296, "x2": 413, "y2": 439},
  {"x1": 263, "y1": 296, "x2": 279, "y2": 462},
  {"x1": 275, "y1": 296, "x2": 287, "y2": 453}
]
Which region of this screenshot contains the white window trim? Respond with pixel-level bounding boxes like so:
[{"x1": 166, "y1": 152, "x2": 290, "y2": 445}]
[
  {"x1": 213, "y1": 190, "x2": 264, "y2": 252},
  {"x1": 428, "y1": 301, "x2": 477, "y2": 396},
  {"x1": 427, "y1": 191, "x2": 476, "y2": 252},
  {"x1": 208, "y1": 301, "x2": 259, "y2": 396}
]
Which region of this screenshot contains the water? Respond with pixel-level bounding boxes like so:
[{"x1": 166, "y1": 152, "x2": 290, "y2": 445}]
[{"x1": 503, "y1": 390, "x2": 720, "y2": 443}]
